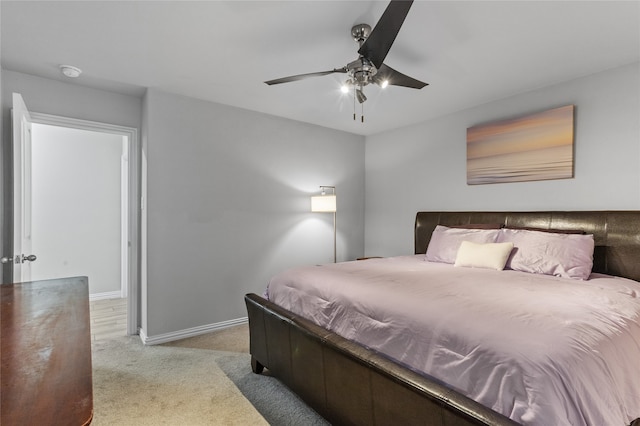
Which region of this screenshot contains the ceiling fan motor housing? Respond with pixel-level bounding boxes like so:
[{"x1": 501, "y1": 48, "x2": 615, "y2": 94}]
[{"x1": 346, "y1": 57, "x2": 377, "y2": 87}]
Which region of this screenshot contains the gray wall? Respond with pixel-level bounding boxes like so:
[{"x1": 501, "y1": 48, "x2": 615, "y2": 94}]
[
  {"x1": 143, "y1": 89, "x2": 365, "y2": 337},
  {"x1": 1, "y1": 70, "x2": 366, "y2": 340},
  {"x1": 4, "y1": 63, "x2": 638, "y2": 340},
  {"x1": 1, "y1": 71, "x2": 142, "y2": 129},
  {"x1": 364, "y1": 63, "x2": 640, "y2": 257}
]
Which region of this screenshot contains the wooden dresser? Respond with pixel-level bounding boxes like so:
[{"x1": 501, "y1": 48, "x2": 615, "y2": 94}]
[{"x1": 1, "y1": 276, "x2": 93, "y2": 425}]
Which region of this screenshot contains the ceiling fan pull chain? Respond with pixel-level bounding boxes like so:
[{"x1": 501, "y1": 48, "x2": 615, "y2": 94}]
[
  {"x1": 353, "y1": 89, "x2": 356, "y2": 121},
  {"x1": 361, "y1": 103, "x2": 365, "y2": 123}
]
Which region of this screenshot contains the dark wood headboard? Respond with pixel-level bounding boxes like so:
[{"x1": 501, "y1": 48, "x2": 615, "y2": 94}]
[{"x1": 415, "y1": 211, "x2": 640, "y2": 283}]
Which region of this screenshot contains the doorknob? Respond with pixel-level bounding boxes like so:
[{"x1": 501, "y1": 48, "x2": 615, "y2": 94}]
[{"x1": 1, "y1": 254, "x2": 37, "y2": 264}]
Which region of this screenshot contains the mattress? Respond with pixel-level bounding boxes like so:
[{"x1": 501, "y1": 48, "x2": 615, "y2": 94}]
[{"x1": 266, "y1": 255, "x2": 640, "y2": 426}]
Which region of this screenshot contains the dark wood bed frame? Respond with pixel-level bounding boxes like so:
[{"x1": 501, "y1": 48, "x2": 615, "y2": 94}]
[{"x1": 245, "y1": 211, "x2": 640, "y2": 426}]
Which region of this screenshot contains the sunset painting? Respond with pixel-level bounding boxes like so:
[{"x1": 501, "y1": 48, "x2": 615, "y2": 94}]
[{"x1": 467, "y1": 105, "x2": 574, "y2": 185}]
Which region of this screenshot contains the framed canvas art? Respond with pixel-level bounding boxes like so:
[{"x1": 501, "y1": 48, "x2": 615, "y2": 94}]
[{"x1": 467, "y1": 105, "x2": 574, "y2": 185}]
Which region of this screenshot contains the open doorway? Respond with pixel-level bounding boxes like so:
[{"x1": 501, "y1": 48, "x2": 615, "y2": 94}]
[
  {"x1": 28, "y1": 111, "x2": 139, "y2": 337},
  {"x1": 31, "y1": 123, "x2": 126, "y2": 297}
]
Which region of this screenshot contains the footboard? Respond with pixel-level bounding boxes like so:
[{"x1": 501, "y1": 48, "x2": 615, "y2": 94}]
[{"x1": 245, "y1": 293, "x2": 518, "y2": 426}]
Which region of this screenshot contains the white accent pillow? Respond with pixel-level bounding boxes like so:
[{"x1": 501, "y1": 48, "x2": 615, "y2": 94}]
[{"x1": 454, "y1": 241, "x2": 514, "y2": 271}]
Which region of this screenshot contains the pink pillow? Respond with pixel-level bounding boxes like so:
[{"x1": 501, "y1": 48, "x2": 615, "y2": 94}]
[
  {"x1": 497, "y1": 228, "x2": 594, "y2": 280},
  {"x1": 426, "y1": 225, "x2": 501, "y2": 264}
]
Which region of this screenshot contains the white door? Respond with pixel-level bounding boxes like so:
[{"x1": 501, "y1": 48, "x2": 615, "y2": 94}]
[{"x1": 5, "y1": 93, "x2": 37, "y2": 282}]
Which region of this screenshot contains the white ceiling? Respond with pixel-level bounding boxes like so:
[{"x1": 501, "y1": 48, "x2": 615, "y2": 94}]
[{"x1": 2, "y1": 1, "x2": 639, "y2": 136}]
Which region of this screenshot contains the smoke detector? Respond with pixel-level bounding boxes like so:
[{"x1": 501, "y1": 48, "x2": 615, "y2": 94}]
[{"x1": 60, "y1": 65, "x2": 82, "y2": 78}]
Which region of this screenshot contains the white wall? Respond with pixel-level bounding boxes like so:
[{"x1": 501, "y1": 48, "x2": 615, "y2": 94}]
[
  {"x1": 30, "y1": 123, "x2": 123, "y2": 295},
  {"x1": 143, "y1": 89, "x2": 365, "y2": 337},
  {"x1": 365, "y1": 63, "x2": 640, "y2": 257}
]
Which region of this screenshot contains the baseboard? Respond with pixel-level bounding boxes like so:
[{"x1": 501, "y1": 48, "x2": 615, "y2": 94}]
[
  {"x1": 138, "y1": 328, "x2": 148, "y2": 344},
  {"x1": 89, "y1": 291, "x2": 122, "y2": 301},
  {"x1": 139, "y1": 317, "x2": 248, "y2": 346}
]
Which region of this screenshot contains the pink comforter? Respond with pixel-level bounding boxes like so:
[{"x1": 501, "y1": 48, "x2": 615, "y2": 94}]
[{"x1": 267, "y1": 255, "x2": 640, "y2": 426}]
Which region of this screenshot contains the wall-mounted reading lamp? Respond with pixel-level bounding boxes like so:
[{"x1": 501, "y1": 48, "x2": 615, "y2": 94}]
[{"x1": 311, "y1": 186, "x2": 337, "y2": 263}]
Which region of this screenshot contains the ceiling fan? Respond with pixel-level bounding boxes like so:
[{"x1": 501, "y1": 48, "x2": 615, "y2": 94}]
[{"x1": 265, "y1": 0, "x2": 428, "y2": 122}]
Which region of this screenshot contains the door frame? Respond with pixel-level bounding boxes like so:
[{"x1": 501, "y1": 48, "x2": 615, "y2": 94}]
[{"x1": 29, "y1": 112, "x2": 140, "y2": 336}]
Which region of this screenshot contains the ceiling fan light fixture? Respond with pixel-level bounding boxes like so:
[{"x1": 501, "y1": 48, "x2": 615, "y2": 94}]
[
  {"x1": 380, "y1": 79, "x2": 389, "y2": 89},
  {"x1": 355, "y1": 88, "x2": 367, "y2": 104},
  {"x1": 341, "y1": 82, "x2": 350, "y2": 94}
]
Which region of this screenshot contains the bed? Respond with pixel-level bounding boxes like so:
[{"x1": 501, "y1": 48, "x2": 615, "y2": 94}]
[{"x1": 245, "y1": 211, "x2": 640, "y2": 425}]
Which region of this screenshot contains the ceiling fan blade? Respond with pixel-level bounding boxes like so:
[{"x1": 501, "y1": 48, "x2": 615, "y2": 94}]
[
  {"x1": 265, "y1": 67, "x2": 347, "y2": 85},
  {"x1": 358, "y1": 0, "x2": 413, "y2": 69},
  {"x1": 374, "y1": 63, "x2": 428, "y2": 89}
]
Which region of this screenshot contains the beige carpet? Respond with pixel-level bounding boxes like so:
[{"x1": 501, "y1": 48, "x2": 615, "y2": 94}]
[
  {"x1": 91, "y1": 325, "x2": 264, "y2": 425},
  {"x1": 91, "y1": 324, "x2": 328, "y2": 426}
]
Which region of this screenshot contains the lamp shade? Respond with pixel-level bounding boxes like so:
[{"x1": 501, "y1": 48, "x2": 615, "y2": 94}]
[{"x1": 311, "y1": 194, "x2": 336, "y2": 212}]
